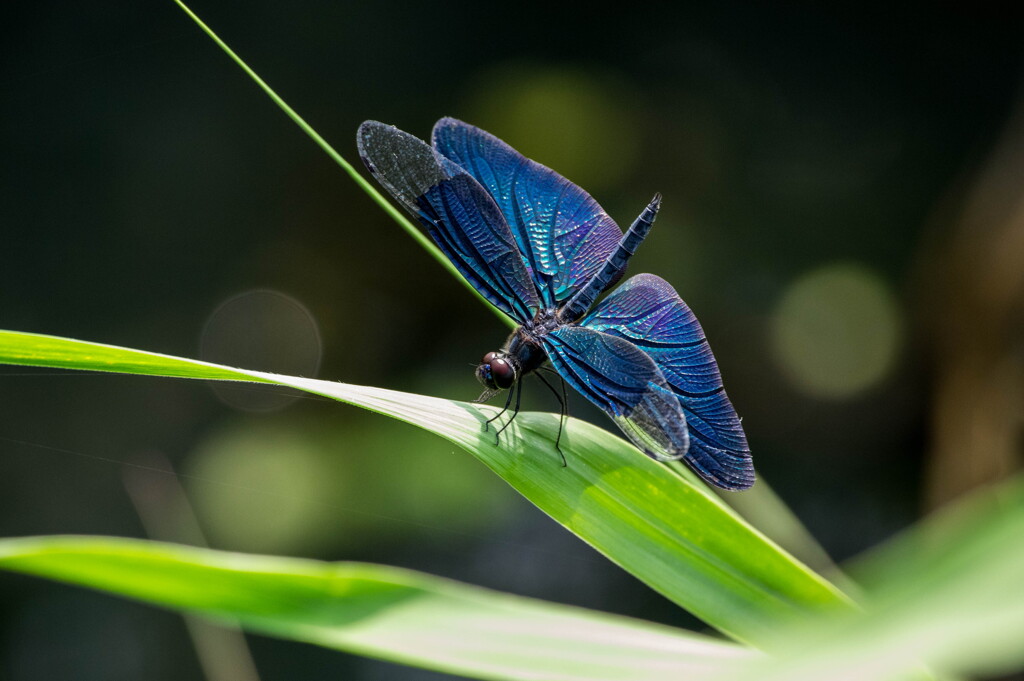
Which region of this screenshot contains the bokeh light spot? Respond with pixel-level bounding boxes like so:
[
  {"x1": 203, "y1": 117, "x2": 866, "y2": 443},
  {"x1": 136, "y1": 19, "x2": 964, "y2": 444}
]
[
  {"x1": 185, "y1": 423, "x2": 336, "y2": 554},
  {"x1": 184, "y1": 415, "x2": 514, "y2": 555},
  {"x1": 771, "y1": 263, "x2": 903, "y2": 399},
  {"x1": 461, "y1": 64, "x2": 639, "y2": 193},
  {"x1": 200, "y1": 289, "x2": 322, "y2": 411}
]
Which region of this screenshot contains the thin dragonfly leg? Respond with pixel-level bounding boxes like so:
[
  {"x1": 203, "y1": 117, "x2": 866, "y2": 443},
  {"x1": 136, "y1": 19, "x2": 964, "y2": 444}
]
[
  {"x1": 535, "y1": 370, "x2": 568, "y2": 467},
  {"x1": 535, "y1": 373, "x2": 568, "y2": 466},
  {"x1": 494, "y1": 380, "x2": 523, "y2": 440},
  {"x1": 557, "y1": 376, "x2": 569, "y2": 461},
  {"x1": 484, "y1": 387, "x2": 516, "y2": 437}
]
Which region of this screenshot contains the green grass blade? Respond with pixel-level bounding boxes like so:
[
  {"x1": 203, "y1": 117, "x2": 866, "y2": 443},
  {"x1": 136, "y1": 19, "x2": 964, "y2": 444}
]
[
  {"x1": 717, "y1": 475, "x2": 1024, "y2": 681},
  {"x1": 170, "y1": 0, "x2": 512, "y2": 330},
  {"x1": 663, "y1": 460, "x2": 851, "y2": 588},
  {"x1": 0, "y1": 536, "x2": 754, "y2": 681},
  {"x1": 715, "y1": 475, "x2": 856, "y2": 592},
  {"x1": 0, "y1": 329, "x2": 853, "y2": 644}
]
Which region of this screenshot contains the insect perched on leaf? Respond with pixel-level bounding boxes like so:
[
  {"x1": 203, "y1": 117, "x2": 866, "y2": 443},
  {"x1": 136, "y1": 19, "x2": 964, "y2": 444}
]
[{"x1": 356, "y1": 118, "x2": 754, "y2": 490}]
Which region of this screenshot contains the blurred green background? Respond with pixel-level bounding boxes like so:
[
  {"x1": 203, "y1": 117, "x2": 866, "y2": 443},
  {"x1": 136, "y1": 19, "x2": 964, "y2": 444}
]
[{"x1": 2, "y1": 2, "x2": 1022, "y2": 680}]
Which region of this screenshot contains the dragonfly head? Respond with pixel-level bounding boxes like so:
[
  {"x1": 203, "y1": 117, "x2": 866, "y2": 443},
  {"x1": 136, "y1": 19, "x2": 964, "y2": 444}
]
[{"x1": 476, "y1": 351, "x2": 517, "y2": 392}]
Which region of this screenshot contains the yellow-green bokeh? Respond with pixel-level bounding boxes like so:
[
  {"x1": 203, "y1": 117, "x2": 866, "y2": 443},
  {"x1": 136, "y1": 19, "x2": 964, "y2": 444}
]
[
  {"x1": 184, "y1": 416, "x2": 514, "y2": 555},
  {"x1": 771, "y1": 262, "x2": 904, "y2": 399},
  {"x1": 461, "y1": 64, "x2": 639, "y2": 194},
  {"x1": 184, "y1": 422, "x2": 337, "y2": 554}
]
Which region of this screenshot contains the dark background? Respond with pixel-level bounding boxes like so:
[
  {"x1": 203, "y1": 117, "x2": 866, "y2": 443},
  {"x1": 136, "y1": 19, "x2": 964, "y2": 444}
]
[{"x1": 2, "y1": 2, "x2": 1022, "y2": 680}]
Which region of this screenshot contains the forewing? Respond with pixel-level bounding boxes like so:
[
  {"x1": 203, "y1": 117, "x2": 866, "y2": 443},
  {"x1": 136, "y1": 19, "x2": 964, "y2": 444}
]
[
  {"x1": 432, "y1": 118, "x2": 622, "y2": 308},
  {"x1": 582, "y1": 274, "x2": 754, "y2": 490},
  {"x1": 542, "y1": 326, "x2": 690, "y2": 463},
  {"x1": 357, "y1": 121, "x2": 540, "y2": 321}
]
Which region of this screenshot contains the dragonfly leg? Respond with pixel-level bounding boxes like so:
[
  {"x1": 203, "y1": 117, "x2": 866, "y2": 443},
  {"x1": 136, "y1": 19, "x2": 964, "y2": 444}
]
[
  {"x1": 484, "y1": 387, "x2": 515, "y2": 438},
  {"x1": 536, "y1": 369, "x2": 568, "y2": 467},
  {"x1": 493, "y1": 381, "x2": 523, "y2": 443}
]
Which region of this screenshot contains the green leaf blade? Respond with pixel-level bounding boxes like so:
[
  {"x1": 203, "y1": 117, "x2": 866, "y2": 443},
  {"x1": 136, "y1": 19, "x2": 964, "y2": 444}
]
[
  {"x1": 0, "y1": 330, "x2": 266, "y2": 381},
  {"x1": 0, "y1": 536, "x2": 754, "y2": 681},
  {"x1": 0, "y1": 329, "x2": 853, "y2": 645},
  {"x1": 717, "y1": 475, "x2": 1024, "y2": 681}
]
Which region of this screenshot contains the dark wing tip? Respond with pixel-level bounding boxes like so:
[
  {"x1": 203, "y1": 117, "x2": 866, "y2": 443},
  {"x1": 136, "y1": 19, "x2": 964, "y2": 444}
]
[
  {"x1": 354, "y1": 121, "x2": 456, "y2": 212},
  {"x1": 356, "y1": 120, "x2": 388, "y2": 173},
  {"x1": 433, "y1": 116, "x2": 464, "y2": 128},
  {"x1": 355, "y1": 120, "x2": 392, "y2": 158},
  {"x1": 431, "y1": 116, "x2": 459, "y2": 136},
  {"x1": 431, "y1": 117, "x2": 484, "y2": 148},
  {"x1": 356, "y1": 119, "x2": 386, "y2": 139},
  {"x1": 686, "y1": 452, "x2": 755, "y2": 491},
  {"x1": 722, "y1": 465, "x2": 756, "y2": 491}
]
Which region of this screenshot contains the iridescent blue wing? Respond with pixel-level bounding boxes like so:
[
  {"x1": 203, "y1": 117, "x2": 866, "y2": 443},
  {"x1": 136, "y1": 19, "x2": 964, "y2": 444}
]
[
  {"x1": 541, "y1": 326, "x2": 691, "y2": 463},
  {"x1": 432, "y1": 118, "x2": 622, "y2": 309},
  {"x1": 357, "y1": 122, "x2": 540, "y2": 322},
  {"x1": 581, "y1": 274, "x2": 753, "y2": 490}
]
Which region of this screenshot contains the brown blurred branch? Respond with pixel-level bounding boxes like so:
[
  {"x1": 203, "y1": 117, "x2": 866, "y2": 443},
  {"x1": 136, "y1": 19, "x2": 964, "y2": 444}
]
[
  {"x1": 123, "y1": 452, "x2": 263, "y2": 681},
  {"x1": 918, "y1": 103, "x2": 1024, "y2": 509}
]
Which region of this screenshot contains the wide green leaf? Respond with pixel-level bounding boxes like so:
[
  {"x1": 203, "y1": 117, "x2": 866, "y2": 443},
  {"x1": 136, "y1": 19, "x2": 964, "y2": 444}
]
[
  {"x1": 719, "y1": 474, "x2": 1024, "y2": 681},
  {"x1": 0, "y1": 329, "x2": 853, "y2": 645},
  {"x1": 0, "y1": 535, "x2": 754, "y2": 681}
]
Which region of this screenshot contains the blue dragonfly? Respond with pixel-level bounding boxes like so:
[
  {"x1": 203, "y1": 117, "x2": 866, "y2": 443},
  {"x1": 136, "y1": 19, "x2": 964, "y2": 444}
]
[{"x1": 357, "y1": 118, "x2": 754, "y2": 490}]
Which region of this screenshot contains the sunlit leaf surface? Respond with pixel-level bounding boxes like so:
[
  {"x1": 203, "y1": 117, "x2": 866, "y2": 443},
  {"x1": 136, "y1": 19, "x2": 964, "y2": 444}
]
[
  {"x1": 0, "y1": 329, "x2": 852, "y2": 645},
  {"x1": 5, "y1": 330, "x2": 1022, "y2": 680},
  {"x1": 0, "y1": 536, "x2": 754, "y2": 681},
  {"x1": 719, "y1": 475, "x2": 1024, "y2": 681}
]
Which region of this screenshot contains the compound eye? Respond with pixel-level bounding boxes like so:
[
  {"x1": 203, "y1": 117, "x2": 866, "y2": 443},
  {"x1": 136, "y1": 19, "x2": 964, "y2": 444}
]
[
  {"x1": 482, "y1": 351, "x2": 499, "y2": 364},
  {"x1": 489, "y1": 358, "x2": 516, "y2": 389}
]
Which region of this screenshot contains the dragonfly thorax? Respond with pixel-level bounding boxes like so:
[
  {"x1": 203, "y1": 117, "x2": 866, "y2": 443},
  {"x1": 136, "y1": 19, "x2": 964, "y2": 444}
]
[{"x1": 521, "y1": 307, "x2": 561, "y2": 332}]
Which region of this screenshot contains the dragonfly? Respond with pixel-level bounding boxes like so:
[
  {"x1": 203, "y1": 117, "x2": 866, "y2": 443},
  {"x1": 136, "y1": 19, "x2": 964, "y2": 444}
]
[{"x1": 356, "y1": 118, "x2": 754, "y2": 490}]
